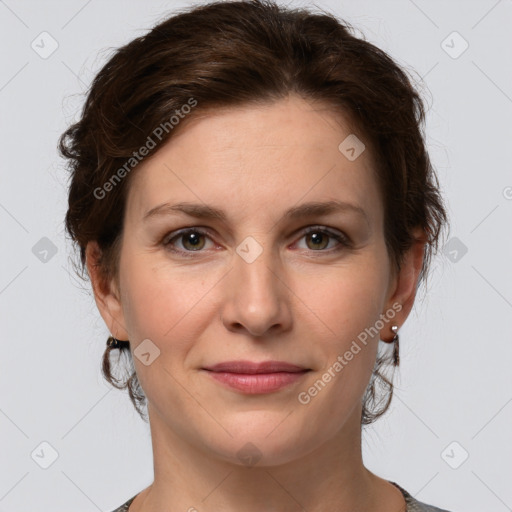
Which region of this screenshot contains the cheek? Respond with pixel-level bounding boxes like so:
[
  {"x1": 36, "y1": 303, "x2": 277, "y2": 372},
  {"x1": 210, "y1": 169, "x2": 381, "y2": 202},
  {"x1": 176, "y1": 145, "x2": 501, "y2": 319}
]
[
  {"x1": 293, "y1": 284, "x2": 383, "y2": 433},
  {"x1": 296, "y1": 258, "x2": 387, "y2": 341},
  {"x1": 119, "y1": 253, "x2": 215, "y2": 351},
  {"x1": 293, "y1": 256, "x2": 389, "y2": 397}
]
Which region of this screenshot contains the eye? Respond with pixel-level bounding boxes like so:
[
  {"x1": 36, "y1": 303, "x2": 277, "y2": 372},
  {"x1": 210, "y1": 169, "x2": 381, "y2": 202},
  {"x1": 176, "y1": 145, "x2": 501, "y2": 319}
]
[
  {"x1": 163, "y1": 228, "x2": 214, "y2": 254},
  {"x1": 162, "y1": 225, "x2": 351, "y2": 257},
  {"x1": 294, "y1": 226, "x2": 350, "y2": 253}
]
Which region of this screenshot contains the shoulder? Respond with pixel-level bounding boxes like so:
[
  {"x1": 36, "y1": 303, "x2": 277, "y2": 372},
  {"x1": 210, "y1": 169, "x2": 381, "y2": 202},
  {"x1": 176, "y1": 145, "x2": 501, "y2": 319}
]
[
  {"x1": 389, "y1": 481, "x2": 456, "y2": 512},
  {"x1": 108, "y1": 494, "x2": 137, "y2": 512}
]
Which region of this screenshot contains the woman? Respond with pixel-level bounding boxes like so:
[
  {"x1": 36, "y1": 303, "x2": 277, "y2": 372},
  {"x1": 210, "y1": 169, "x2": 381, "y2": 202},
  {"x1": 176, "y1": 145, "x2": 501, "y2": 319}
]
[{"x1": 58, "y1": 1, "x2": 452, "y2": 510}]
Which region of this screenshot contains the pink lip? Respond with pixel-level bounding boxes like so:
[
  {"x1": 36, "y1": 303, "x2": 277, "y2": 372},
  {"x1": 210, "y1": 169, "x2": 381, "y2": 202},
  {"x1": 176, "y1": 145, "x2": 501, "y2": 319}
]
[
  {"x1": 202, "y1": 360, "x2": 310, "y2": 394},
  {"x1": 203, "y1": 360, "x2": 307, "y2": 373}
]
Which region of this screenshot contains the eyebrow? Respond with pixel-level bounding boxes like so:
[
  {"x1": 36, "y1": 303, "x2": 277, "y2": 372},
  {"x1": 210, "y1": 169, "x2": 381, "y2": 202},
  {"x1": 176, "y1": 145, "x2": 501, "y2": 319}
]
[{"x1": 143, "y1": 199, "x2": 369, "y2": 226}]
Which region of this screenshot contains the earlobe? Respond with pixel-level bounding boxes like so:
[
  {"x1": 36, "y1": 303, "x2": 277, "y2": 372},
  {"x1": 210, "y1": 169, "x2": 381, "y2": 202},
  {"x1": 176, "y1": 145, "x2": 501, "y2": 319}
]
[{"x1": 85, "y1": 241, "x2": 129, "y2": 340}]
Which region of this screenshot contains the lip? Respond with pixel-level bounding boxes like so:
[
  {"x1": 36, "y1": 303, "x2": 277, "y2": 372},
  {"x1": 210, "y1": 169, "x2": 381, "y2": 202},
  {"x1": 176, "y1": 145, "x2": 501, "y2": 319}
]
[
  {"x1": 202, "y1": 360, "x2": 310, "y2": 394},
  {"x1": 203, "y1": 360, "x2": 308, "y2": 373}
]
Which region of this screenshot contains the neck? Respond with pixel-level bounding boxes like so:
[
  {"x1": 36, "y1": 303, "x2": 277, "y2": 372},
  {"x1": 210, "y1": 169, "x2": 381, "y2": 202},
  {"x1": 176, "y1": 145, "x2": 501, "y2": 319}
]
[{"x1": 128, "y1": 403, "x2": 405, "y2": 512}]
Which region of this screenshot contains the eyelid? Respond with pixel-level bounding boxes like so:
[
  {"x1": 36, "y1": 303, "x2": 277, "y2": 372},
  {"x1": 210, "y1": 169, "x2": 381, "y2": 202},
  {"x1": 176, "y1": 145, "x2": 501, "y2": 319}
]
[
  {"x1": 162, "y1": 226, "x2": 217, "y2": 250},
  {"x1": 162, "y1": 224, "x2": 351, "y2": 256},
  {"x1": 300, "y1": 225, "x2": 351, "y2": 244}
]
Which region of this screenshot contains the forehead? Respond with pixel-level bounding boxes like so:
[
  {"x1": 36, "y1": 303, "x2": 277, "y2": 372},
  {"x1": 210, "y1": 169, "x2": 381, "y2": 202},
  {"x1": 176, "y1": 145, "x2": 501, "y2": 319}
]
[{"x1": 126, "y1": 95, "x2": 381, "y2": 225}]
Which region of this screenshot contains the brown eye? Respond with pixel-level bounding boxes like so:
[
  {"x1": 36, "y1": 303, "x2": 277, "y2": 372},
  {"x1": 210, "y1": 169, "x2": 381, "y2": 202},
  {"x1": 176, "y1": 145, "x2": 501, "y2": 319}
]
[
  {"x1": 163, "y1": 228, "x2": 213, "y2": 254},
  {"x1": 180, "y1": 231, "x2": 206, "y2": 251},
  {"x1": 295, "y1": 226, "x2": 350, "y2": 253},
  {"x1": 304, "y1": 231, "x2": 330, "y2": 250},
  {"x1": 162, "y1": 225, "x2": 350, "y2": 258}
]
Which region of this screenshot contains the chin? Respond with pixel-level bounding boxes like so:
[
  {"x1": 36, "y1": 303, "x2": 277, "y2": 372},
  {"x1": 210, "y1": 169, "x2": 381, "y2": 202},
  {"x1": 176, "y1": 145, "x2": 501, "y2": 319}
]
[{"x1": 204, "y1": 421, "x2": 314, "y2": 468}]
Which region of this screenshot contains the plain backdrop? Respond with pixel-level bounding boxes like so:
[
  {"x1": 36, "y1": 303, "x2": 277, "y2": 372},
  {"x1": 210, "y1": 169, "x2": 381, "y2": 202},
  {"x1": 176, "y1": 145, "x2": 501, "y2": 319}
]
[{"x1": 1, "y1": 1, "x2": 511, "y2": 511}]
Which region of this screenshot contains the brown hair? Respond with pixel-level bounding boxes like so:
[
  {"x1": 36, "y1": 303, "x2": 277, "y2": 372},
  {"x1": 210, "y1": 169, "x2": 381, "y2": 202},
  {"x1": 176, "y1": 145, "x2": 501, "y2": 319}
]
[{"x1": 58, "y1": 0, "x2": 448, "y2": 425}]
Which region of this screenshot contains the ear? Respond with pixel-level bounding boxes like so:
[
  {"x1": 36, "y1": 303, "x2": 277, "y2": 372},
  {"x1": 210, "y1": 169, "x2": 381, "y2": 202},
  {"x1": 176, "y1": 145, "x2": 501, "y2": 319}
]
[
  {"x1": 85, "y1": 240, "x2": 129, "y2": 340},
  {"x1": 380, "y1": 227, "x2": 426, "y2": 341}
]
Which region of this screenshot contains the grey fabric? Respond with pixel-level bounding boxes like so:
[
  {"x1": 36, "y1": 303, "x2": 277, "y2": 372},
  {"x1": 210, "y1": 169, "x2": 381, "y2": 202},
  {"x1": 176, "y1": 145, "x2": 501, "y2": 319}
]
[
  {"x1": 109, "y1": 494, "x2": 135, "y2": 512},
  {"x1": 390, "y1": 481, "x2": 454, "y2": 511},
  {"x1": 109, "y1": 481, "x2": 454, "y2": 512}
]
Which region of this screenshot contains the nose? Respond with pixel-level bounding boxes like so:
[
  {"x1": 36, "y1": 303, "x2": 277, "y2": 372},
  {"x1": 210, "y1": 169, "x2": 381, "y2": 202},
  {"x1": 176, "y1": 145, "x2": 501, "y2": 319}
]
[{"x1": 219, "y1": 244, "x2": 293, "y2": 338}]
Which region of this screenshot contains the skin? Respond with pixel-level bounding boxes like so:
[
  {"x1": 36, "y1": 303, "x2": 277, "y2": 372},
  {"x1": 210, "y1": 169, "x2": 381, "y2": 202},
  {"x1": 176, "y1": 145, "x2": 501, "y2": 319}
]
[{"x1": 87, "y1": 94, "x2": 425, "y2": 512}]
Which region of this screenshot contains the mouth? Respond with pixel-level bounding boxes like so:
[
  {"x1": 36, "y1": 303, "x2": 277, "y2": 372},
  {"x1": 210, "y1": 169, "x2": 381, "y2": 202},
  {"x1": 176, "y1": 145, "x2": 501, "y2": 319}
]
[{"x1": 201, "y1": 360, "x2": 311, "y2": 394}]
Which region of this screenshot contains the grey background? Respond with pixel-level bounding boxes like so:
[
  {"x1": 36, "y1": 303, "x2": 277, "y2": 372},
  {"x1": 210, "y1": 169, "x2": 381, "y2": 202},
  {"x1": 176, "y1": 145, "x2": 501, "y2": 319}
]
[{"x1": 1, "y1": 0, "x2": 511, "y2": 511}]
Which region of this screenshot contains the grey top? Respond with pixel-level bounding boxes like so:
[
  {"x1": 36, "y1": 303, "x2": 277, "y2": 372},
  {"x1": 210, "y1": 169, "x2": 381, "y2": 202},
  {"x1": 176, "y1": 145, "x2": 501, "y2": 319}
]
[{"x1": 109, "y1": 480, "x2": 454, "y2": 511}]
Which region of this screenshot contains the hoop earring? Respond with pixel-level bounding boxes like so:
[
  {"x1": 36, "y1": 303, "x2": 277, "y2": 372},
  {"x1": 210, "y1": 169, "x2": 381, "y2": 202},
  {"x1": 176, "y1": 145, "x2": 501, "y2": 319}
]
[
  {"x1": 106, "y1": 335, "x2": 129, "y2": 349},
  {"x1": 383, "y1": 325, "x2": 400, "y2": 366}
]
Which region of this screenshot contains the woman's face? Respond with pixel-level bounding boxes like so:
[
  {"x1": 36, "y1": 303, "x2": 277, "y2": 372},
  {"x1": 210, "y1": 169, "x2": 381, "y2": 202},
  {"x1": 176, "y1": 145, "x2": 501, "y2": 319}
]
[{"x1": 91, "y1": 94, "x2": 419, "y2": 466}]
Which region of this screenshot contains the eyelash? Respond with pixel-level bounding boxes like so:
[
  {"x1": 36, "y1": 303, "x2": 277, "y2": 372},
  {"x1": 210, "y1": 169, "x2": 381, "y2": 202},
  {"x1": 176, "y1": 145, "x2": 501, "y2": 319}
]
[{"x1": 162, "y1": 226, "x2": 351, "y2": 258}]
